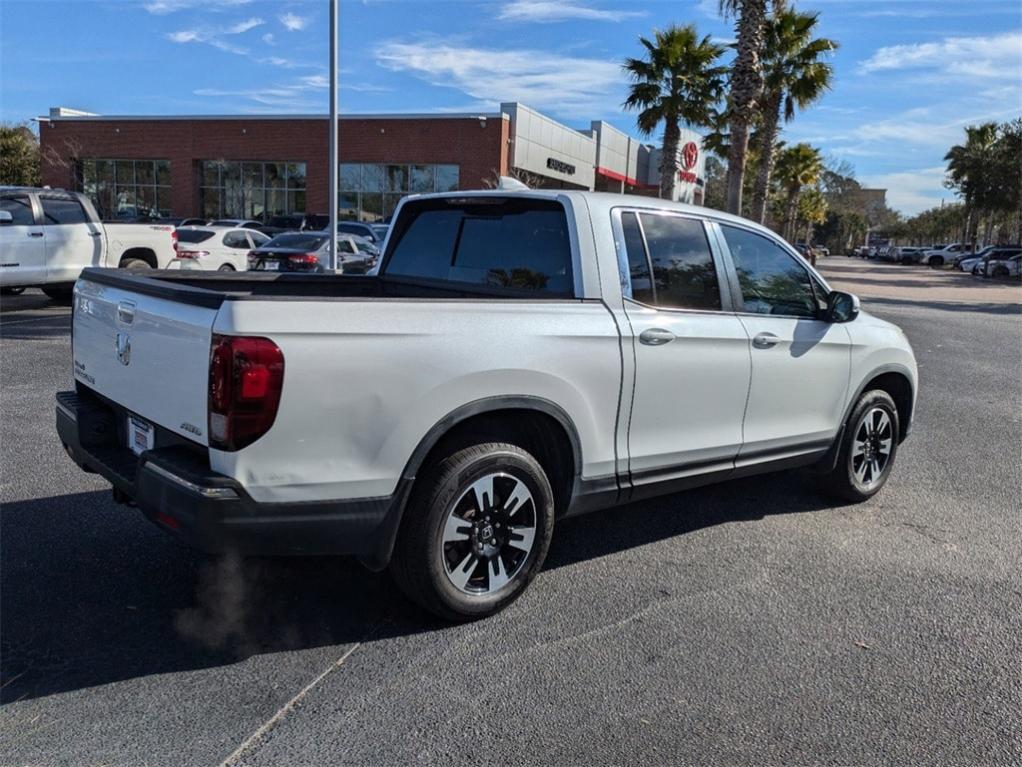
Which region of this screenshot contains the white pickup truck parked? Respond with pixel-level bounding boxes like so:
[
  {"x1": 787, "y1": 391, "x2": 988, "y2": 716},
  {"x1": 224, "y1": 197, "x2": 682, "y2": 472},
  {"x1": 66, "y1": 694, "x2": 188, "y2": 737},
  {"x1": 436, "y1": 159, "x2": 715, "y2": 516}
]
[
  {"x1": 0, "y1": 186, "x2": 176, "y2": 302},
  {"x1": 57, "y1": 190, "x2": 917, "y2": 619}
]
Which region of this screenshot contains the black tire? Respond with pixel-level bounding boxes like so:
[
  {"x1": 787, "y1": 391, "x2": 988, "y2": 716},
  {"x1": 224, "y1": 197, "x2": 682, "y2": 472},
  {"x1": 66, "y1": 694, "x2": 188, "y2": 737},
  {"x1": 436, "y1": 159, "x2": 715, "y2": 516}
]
[
  {"x1": 992, "y1": 266, "x2": 1009, "y2": 279},
  {"x1": 0, "y1": 286, "x2": 26, "y2": 296},
  {"x1": 121, "y1": 257, "x2": 152, "y2": 270},
  {"x1": 928, "y1": 256, "x2": 944, "y2": 268},
  {"x1": 41, "y1": 286, "x2": 73, "y2": 304},
  {"x1": 819, "y1": 390, "x2": 900, "y2": 503},
  {"x1": 218, "y1": 264, "x2": 236, "y2": 271},
  {"x1": 390, "y1": 442, "x2": 555, "y2": 621},
  {"x1": 901, "y1": 256, "x2": 912, "y2": 265}
]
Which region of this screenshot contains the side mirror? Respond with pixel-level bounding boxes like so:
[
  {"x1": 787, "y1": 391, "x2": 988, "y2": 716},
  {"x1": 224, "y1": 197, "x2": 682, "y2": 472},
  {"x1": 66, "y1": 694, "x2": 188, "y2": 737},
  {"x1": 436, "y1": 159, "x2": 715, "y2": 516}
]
[
  {"x1": 825, "y1": 290, "x2": 860, "y2": 323},
  {"x1": 0, "y1": 210, "x2": 13, "y2": 225}
]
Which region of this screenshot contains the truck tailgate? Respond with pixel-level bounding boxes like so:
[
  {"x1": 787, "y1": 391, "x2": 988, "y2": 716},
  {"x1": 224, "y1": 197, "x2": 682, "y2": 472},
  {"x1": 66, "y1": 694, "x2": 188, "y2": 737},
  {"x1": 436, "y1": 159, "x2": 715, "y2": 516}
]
[{"x1": 73, "y1": 272, "x2": 219, "y2": 445}]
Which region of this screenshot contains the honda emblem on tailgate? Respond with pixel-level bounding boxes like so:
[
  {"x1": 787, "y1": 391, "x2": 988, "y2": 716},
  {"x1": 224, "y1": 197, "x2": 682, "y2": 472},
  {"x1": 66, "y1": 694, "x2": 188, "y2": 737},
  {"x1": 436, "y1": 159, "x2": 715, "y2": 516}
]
[{"x1": 116, "y1": 333, "x2": 131, "y2": 366}]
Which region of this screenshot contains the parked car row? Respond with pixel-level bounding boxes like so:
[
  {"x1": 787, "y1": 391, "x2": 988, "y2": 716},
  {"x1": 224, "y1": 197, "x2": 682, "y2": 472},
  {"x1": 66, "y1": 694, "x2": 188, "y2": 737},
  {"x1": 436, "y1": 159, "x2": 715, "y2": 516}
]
[
  {"x1": 956, "y1": 246, "x2": 1022, "y2": 277},
  {"x1": 171, "y1": 226, "x2": 380, "y2": 274},
  {"x1": 850, "y1": 240, "x2": 1020, "y2": 279}
]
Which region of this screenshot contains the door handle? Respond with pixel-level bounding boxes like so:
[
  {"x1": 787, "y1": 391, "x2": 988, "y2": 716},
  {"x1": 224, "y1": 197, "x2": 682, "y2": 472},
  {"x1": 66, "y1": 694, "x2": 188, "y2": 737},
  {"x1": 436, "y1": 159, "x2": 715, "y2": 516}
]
[
  {"x1": 752, "y1": 332, "x2": 780, "y2": 349},
  {"x1": 639, "y1": 327, "x2": 675, "y2": 346},
  {"x1": 87, "y1": 231, "x2": 102, "y2": 237},
  {"x1": 28, "y1": 232, "x2": 43, "y2": 238}
]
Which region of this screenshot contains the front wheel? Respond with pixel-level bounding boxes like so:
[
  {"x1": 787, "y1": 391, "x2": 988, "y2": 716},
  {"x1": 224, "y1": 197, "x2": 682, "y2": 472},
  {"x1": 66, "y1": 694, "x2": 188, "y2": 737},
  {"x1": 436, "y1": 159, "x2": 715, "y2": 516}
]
[
  {"x1": 928, "y1": 256, "x2": 944, "y2": 268},
  {"x1": 218, "y1": 263, "x2": 236, "y2": 272},
  {"x1": 820, "y1": 390, "x2": 900, "y2": 502},
  {"x1": 390, "y1": 443, "x2": 555, "y2": 621}
]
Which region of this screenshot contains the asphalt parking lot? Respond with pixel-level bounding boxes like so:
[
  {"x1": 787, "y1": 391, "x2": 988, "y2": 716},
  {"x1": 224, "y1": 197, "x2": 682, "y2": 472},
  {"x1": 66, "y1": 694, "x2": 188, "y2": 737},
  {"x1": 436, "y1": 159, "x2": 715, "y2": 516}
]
[{"x1": 1, "y1": 260, "x2": 1020, "y2": 766}]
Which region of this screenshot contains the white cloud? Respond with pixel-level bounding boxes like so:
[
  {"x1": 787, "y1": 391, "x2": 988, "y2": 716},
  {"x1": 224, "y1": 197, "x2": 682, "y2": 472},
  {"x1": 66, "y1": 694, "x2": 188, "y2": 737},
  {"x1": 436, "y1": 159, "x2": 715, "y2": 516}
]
[
  {"x1": 375, "y1": 40, "x2": 624, "y2": 116},
  {"x1": 193, "y1": 77, "x2": 323, "y2": 109},
  {"x1": 279, "y1": 12, "x2": 308, "y2": 31},
  {"x1": 859, "y1": 166, "x2": 953, "y2": 216},
  {"x1": 498, "y1": 1, "x2": 645, "y2": 23},
  {"x1": 165, "y1": 15, "x2": 265, "y2": 54},
  {"x1": 167, "y1": 29, "x2": 200, "y2": 43},
  {"x1": 144, "y1": 0, "x2": 250, "y2": 14},
  {"x1": 858, "y1": 31, "x2": 1022, "y2": 81},
  {"x1": 262, "y1": 32, "x2": 275, "y2": 45},
  {"x1": 165, "y1": 25, "x2": 249, "y2": 54},
  {"x1": 227, "y1": 17, "x2": 264, "y2": 34}
]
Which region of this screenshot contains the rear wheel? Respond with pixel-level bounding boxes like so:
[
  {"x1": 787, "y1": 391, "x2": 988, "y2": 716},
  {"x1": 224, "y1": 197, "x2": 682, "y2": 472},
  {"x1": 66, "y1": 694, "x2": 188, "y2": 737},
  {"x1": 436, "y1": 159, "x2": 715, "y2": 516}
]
[
  {"x1": 390, "y1": 442, "x2": 555, "y2": 621},
  {"x1": 820, "y1": 390, "x2": 900, "y2": 503},
  {"x1": 992, "y1": 266, "x2": 1009, "y2": 279},
  {"x1": 121, "y1": 257, "x2": 151, "y2": 270},
  {"x1": 218, "y1": 264, "x2": 236, "y2": 272},
  {"x1": 0, "y1": 286, "x2": 26, "y2": 296},
  {"x1": 41, "y1": 286, "x2": 73, "y2": 304}
]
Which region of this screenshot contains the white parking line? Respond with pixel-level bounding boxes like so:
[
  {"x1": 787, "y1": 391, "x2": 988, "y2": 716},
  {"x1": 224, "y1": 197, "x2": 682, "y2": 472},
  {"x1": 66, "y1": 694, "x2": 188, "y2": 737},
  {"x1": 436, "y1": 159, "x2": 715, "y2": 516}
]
[{"x1": 218, "y1": 641, "x2": 364, "y2": 767}]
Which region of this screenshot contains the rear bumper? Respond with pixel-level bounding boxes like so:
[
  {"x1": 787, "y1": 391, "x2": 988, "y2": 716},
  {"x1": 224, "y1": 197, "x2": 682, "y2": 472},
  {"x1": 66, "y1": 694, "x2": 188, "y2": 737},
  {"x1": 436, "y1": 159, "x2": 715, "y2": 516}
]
[{"x1": 56, "y1": 390, "x2": 408, "y2": 569}]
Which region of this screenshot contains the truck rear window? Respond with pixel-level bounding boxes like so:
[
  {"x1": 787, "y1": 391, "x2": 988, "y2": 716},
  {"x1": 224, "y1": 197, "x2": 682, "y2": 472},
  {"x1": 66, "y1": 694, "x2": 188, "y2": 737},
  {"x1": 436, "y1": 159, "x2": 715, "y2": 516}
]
[{"x1": 383, "y1": 198, "x2": 573, "y2": 295}]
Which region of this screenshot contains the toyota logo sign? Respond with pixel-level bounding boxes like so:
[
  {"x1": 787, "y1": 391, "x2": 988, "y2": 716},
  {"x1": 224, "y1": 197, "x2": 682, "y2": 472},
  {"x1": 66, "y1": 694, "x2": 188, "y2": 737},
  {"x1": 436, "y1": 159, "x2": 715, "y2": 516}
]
[{"x1": 682, "y1": 141, "x2": 699, "y2": 171}]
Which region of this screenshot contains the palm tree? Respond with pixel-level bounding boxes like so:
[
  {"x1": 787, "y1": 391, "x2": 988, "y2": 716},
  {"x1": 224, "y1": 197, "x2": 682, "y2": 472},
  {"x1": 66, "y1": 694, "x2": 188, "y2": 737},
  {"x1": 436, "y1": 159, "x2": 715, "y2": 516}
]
[
  {"x1": 623, "y1": 25, "x2": 728, "y2": 199},
  {"x1": 773, "y1": 142, "x2": 822, "y2": 240},
  {"x1": 750, "y1": 10, "x2": 837, "y2": 223},
  {"x1": 720, "y1": 0, "x2": 768, "y2": 215},
  {"x1": 945, "y1": 122, "x2": 1000, "y2": 250}
]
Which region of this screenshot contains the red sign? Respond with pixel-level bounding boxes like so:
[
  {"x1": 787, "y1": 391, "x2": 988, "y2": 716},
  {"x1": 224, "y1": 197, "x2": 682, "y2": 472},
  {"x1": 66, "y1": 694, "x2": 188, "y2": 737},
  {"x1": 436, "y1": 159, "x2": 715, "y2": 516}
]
[{"x1": 681, "y1": 141, "x2": 699, "y2": 171}]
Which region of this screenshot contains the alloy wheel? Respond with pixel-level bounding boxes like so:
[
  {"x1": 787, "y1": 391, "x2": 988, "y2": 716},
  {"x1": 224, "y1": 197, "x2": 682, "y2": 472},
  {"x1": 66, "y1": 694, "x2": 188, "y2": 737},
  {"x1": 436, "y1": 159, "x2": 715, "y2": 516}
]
[
  {"x1": 440, "y1": 472, "x2": 537, "y2": 595},
  {"x1": 850, "y1": 407, "x2": 893, "y2": 489}
]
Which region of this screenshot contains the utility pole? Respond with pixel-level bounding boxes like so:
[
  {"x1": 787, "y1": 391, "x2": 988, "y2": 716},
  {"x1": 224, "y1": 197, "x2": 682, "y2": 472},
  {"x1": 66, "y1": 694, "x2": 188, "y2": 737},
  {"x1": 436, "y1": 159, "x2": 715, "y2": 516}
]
[{"x1": 327, "y1": 0, "x2": 338, "y2": 271}]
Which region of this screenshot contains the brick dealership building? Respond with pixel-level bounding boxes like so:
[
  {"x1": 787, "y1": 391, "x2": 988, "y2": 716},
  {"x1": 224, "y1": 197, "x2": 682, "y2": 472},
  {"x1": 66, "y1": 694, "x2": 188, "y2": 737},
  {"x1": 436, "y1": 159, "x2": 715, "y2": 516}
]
[{"x1": 38, "y1": 103, "x2": 707, "y2": 222}]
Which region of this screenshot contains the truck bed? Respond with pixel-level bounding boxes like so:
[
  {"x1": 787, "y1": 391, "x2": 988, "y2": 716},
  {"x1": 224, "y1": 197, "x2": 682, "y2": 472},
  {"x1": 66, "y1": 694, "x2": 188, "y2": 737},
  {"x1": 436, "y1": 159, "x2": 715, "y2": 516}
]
[{"x1": 80, "y1": 267, "x2": 582, "y2": 308}]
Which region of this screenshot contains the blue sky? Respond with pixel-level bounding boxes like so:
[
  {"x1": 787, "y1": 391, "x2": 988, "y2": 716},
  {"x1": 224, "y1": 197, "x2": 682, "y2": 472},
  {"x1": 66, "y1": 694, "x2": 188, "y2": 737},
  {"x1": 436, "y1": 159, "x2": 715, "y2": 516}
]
[{"x1": 1, "y1": 0, "x2": 1020, "y2": 214}]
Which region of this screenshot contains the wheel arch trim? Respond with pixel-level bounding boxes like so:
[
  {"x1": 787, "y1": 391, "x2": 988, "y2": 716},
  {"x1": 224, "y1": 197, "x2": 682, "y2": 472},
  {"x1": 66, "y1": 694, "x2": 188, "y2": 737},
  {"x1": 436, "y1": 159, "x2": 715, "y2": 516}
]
[{"x1": 398, "y1": 395, "x2": 584, "y2": 483}]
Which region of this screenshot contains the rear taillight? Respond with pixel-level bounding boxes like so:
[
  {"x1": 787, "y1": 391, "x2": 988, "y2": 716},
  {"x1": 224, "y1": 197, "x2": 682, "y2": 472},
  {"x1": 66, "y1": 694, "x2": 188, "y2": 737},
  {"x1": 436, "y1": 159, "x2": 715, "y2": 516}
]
[
  {"x1": 288, "y1": 253, "x2": 320, "y2": 265},
  {"x1": 171, "y1": 229, "x2": 178, "y2": 253},
  {"x1": 208, "y1": 334, "x2": 284, "y2": 451},
  {"x1": 177, "y1": 250, "x2": 207, "y2": 259}
]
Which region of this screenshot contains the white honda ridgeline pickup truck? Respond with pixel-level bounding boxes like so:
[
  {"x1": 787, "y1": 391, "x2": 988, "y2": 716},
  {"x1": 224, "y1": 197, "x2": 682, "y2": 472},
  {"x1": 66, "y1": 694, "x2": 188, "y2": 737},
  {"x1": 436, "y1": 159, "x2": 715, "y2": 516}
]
[
  {"x1": 57, "y1": 190, "x2": 917, "y2": 620},
  {"x1": 1, "y1": 186, "x2": 176, "y2": 302}
]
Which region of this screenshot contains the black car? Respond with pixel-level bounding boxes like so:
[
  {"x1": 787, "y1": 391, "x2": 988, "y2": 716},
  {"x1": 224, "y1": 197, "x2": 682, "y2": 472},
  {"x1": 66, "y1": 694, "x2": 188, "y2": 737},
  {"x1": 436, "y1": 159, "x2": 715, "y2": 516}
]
[
  {"x1": 248, "y1": 232, "x2": 329, "y2": 272},
  {"x1": 258, "y1": 213, "x2": 330, "y2": 238}
]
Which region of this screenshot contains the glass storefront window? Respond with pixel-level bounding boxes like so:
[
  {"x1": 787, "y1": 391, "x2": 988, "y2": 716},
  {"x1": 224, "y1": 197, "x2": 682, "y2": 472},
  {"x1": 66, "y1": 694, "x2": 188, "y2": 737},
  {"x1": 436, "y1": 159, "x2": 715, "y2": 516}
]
[
  {"x1": 410, "y1": 165, "x2": 434, "y2": 193},
  {"x1": 385, "y1": 164, "x2": 408, "y2": 192},
  {"x1": 78, "y1": 158, "x2": 171, "y2": 218},
  {"x1": 339, "y1": 164, "x2": 360, "y2": 192},
  {"x1": 361, "y1": 164, "x2": 386, "y2": 193},
  {"x1": 337, "y1": 162, "x2": 460, "y2": 222},
  {"x1": 436, "y1": 165, "x2": 460, "y2": 192},
  {"x1": 199, "y1": 160, "x2": 307, "y2": 221}
]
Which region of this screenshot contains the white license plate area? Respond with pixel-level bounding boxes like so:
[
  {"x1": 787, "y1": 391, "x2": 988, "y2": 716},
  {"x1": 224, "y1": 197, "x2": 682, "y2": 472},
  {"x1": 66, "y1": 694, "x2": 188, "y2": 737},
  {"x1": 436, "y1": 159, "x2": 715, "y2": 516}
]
[
  {"x1": 127, "y1": 415, "x2": 155, "y2": 456},
  {"x1": 261, "y1": 261, "x2": 280, "y2": 271}
]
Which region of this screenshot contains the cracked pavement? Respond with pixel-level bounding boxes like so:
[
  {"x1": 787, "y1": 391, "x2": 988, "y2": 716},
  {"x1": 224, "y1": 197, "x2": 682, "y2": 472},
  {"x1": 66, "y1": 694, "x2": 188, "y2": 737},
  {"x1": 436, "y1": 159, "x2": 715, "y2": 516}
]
[{"x1": 1, "y1": 260, "x2": 1020, "y2": 765}]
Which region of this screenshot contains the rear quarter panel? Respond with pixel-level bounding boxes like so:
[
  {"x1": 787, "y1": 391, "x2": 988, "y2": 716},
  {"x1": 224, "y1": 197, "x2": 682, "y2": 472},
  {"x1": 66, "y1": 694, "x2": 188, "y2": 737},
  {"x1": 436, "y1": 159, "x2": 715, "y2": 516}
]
[{"x1": 211, "y1": 298, "x2": 623, "y2": 503}]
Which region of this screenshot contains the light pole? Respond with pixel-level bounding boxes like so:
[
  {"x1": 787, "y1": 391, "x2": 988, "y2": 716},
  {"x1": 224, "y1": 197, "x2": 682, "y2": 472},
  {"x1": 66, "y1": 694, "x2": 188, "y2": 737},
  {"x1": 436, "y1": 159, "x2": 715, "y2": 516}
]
[{"x1": 327, "y1": 0, "x2": 338, "y2": 271}]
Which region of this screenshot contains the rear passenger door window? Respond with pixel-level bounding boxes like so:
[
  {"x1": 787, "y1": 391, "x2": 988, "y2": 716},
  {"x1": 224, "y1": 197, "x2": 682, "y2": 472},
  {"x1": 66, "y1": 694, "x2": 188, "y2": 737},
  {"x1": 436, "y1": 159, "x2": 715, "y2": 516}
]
[
  {"x1": 0, "y1": 194, "x2": 37, "y2": 225},
  {"x1": 618, "y1": 211, "x2": 721, "y2": 311},
  {"x1": 719, "y1": 225, "x2": 819, "y2": 318},
  {"x1": 40, "y1": 196, "x2": 89, "y2": 225}
]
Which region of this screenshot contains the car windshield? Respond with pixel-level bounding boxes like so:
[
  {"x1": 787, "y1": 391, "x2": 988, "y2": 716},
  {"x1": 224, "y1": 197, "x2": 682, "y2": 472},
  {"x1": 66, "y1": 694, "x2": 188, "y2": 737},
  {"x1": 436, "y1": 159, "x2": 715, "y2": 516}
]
[
  {"x1": 176, "y1": 230, "x2": 215, "y2": 244},
  {"x1": 267, "y1": 216, "x2": 301, "y2": 228},
  {"x1": 263, "y1": 233, "x2": 327, "y2": 250},
  {"x1": 210, "y1": 220, "x2": 238, "y2": 227},
  {"x1": 354, "y1": 239, "x2": 378, "y2": 254},
  {"x1": 371, "y1": 225, "x2": 389, "y2": 239}
]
